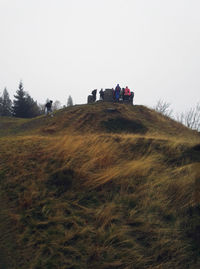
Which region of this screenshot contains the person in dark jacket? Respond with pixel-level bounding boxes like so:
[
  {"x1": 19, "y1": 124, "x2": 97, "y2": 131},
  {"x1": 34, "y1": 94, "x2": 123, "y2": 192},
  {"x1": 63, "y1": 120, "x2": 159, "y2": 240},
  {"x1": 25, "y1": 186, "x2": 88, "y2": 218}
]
[
  {"x1": 130, "y1": 91, "x2": 134, "y2": 105},
  {"x1": 45, "y1": 100, "x2": 53, "y2": 116},
  {"x1": 122, "y1": 88, "x2": 125, "y2": 101},
  {"x1": 92, "y1": 89, "x2": 97, "y2": 102},
  {"x1": 99, "y1": 89, "x2": 104, "y2": 100}
]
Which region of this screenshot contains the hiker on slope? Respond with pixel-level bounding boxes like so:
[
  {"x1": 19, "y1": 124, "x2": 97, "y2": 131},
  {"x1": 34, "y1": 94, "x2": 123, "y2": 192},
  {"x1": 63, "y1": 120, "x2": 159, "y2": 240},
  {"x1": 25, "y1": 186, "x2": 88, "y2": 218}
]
[{"x1": 45, "y1": 100, "x2": 53, "y2": 116}]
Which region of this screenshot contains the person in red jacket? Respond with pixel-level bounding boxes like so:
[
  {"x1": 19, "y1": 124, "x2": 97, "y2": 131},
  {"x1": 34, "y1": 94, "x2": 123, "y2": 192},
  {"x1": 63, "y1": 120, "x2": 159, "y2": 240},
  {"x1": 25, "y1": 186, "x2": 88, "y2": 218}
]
[
  {"x1": 124, "y1": 86, "x2": 131, "y2": 96},
  {"x1": 123, "y1": 86, "x2": 131, "y2": 101}
]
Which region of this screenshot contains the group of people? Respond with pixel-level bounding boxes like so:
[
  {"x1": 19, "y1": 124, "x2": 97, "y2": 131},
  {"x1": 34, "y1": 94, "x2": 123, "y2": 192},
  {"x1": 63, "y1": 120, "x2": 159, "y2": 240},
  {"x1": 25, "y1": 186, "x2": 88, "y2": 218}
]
[
  {"x1": 113, "y1": 84, "x2": 134, "y2": 103},
  {"x1": 91, "y1": 84, "x2": 134, "y2": 104},
  {"x1": 45, "y1": 84, "x2": 134, "y2": 117}
]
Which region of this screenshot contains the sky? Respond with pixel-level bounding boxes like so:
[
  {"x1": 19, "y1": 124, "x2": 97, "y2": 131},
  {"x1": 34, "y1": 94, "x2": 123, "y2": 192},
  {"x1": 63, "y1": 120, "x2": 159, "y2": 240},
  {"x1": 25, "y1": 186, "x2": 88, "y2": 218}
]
[{"x1": 0, "y1": 0, "x2": 200, "y2": 113}]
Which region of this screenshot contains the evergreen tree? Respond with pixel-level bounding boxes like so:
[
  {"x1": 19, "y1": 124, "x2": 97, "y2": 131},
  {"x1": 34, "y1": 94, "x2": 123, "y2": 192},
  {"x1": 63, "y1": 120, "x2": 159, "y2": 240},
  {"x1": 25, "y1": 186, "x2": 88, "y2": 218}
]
[
  {"x1": 0, "y1": 95, "x2": 2, "y2": 115},
  {"x1": 25, "y1": 94, "x2": 40, "y2": 118},
  {"x1": 13, "y1": 81, "x2": 40, "y2": 118},
  {"x1": 0, "y1": 88, "x2": 12, "y2": 116},
  {"x1": 67, "y1": 95, "x2": 73, "y2": 107},
  {"x1": 13, "y1": 81, "x2": 27, "y2": 117}
]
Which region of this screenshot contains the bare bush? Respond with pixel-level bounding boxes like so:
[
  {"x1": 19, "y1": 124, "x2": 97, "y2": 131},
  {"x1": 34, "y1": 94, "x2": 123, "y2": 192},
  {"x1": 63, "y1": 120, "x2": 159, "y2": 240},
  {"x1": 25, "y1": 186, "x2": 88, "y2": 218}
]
[
  {"x1": 154, "y1": 99, "x2": 173, "y2": 117},
  {"x1": 176, "y1": 103, "x2": 200, "y2": 131},
  {"x1": 52, "y1": 100, "x2": 62, "y2": 111}
]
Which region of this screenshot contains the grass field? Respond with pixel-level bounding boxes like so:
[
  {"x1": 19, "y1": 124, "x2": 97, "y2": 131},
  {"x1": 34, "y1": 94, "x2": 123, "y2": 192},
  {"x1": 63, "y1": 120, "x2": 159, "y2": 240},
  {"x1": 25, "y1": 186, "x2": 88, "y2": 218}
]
[{"x1": 0, "y1": 103, "x2": 200, "y2": 268}]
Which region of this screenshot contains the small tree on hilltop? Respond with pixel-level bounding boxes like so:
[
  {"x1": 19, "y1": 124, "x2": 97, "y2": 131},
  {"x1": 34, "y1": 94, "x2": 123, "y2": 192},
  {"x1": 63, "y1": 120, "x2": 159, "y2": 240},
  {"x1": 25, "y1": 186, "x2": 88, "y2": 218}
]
[
  {"x1": 67, "y1": 95, "x2": 73, "y2": 107},
  {"x1": 0, "y1": 88, "x2": 12, "y2": 116},
  {"x1": 52, "y1": 100, "x2": 62, "y2": 111}
]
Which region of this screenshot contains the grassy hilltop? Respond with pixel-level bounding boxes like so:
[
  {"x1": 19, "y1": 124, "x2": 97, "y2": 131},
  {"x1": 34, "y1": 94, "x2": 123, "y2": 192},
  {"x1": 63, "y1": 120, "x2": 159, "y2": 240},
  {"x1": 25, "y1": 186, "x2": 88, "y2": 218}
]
[{"x1": 0, "y1": 102, "x2": 200, "y2": 269}]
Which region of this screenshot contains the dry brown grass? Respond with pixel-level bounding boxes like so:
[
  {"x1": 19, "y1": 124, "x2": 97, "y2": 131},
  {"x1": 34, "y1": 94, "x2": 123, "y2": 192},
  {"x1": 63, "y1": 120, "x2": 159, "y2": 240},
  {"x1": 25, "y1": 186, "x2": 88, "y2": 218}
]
[{"x1": 0, "y1": 103, "x2": 200, "y2": 268}]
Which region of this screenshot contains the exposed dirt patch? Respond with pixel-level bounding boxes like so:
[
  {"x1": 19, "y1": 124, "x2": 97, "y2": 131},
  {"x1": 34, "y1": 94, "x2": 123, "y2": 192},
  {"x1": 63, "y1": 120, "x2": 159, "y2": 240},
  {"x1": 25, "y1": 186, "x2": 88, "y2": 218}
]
[
  {"x1": 101, "y1": 117, "x2": 148, "y2": 134},
  {"x1": 193, "y1": 144, "x2": 200, "y2": 151}
]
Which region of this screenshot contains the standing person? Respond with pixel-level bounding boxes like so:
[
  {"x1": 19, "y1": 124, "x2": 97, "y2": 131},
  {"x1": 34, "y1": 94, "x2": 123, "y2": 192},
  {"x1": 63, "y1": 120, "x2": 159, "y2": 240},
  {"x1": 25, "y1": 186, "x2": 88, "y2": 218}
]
[
  {"x1": 124, "y1": 86, "x2": 131, "y2": 101},
  {"x1": 112, "y1": 88, "x2": 115, "y2": 101},
  {"x1": 45, "y1": 100, "x2": 53, "y2": 116},
  {"x1": 130, "y1": 91, "x2": 134, "y2": 105},
  {"x1": 114, "y1": 84, "x2": 121, "y2": 102},
  {"x1": 99, "y1": 89, "x2": 104, "y2": 100},
  {"x1": 122, "y1": 88, "x2": 125, "y2": 101},
  {"x1": 92, "y1": 89, "x2": 97, "y2": 102}
]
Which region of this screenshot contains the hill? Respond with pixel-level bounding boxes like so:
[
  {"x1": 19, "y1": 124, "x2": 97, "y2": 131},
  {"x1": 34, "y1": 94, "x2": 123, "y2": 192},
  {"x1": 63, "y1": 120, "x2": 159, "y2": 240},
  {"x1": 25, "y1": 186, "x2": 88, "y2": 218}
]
[
  {"x1": 0, "y1": 102, "x2": 199, "y2": 137},
  {"x1": 0, "y1": 102, "x2": 200, "y2": 269}
]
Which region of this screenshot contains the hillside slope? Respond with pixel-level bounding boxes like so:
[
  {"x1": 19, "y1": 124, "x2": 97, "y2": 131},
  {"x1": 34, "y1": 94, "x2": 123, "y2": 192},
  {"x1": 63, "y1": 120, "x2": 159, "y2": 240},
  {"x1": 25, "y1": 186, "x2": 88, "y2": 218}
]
[
  {"x1": 0, "y1": 102, "x2": 198, "y2": 138},
  {"x1": 0, "y1": 103, "x2": 200, "y2": 269}
]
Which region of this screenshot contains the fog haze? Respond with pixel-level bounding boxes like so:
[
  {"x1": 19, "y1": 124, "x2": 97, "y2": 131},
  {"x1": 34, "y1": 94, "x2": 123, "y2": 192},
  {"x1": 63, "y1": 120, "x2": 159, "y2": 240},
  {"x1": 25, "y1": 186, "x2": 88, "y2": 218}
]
[{"x1": 0, "y1": 0, "x2": 200, "y2": 112}]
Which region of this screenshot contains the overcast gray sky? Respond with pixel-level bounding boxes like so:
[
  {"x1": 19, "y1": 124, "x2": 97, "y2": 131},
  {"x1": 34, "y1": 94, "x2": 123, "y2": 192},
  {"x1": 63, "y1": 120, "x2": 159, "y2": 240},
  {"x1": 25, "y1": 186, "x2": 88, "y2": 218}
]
[{"x1": 0, "y1": 0, "x2": 199, "y2": 113}]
